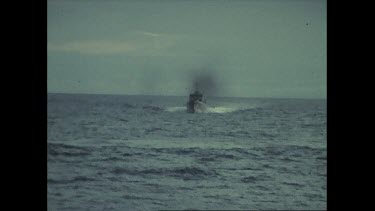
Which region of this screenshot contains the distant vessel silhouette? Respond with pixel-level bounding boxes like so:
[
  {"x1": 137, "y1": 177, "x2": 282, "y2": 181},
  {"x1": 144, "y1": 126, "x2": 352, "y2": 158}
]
[{"x1": 186, "y1": 90, "x2": 207, "y2": 113}]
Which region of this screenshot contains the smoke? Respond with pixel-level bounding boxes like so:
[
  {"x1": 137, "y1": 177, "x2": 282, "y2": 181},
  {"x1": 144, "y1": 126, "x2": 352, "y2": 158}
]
[{"x1": 188, "y1": 67, "x2": 220, "y2": 97}]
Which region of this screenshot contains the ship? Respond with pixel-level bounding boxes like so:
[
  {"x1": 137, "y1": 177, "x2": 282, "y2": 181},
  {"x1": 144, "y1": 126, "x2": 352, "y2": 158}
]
[{"x1": 186, "y1": 90, "x2": 207, "y2": 113}]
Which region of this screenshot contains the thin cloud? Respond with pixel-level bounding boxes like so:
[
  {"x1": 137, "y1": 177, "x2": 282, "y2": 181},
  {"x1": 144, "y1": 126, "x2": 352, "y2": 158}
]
[
  {"x1": 48, "y1": 40, "x2": 137, "y2": 55},
  {"x1": 141, "y1": 31, "x2": 164, "y2": 37},
  {"x1": 47, "y1": 34, "x2": 188, "y2": 57}
]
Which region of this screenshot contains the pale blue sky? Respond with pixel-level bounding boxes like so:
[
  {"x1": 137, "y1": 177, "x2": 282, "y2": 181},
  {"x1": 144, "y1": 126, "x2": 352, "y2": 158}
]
[{"x1": 48, "y1": 0, "x2": 326, "y2": 98}]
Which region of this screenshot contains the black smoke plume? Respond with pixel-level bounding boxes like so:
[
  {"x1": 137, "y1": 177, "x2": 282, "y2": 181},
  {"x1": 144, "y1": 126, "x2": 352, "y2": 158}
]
[{"x1": 188, "y1": 69, "x2": 220, "y2": 97}]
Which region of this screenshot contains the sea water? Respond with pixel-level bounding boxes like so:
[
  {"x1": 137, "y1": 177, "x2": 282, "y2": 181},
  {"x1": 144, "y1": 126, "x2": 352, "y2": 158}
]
[{"x1": 47, "y1": 93, "x2": 326, "y2": 210}]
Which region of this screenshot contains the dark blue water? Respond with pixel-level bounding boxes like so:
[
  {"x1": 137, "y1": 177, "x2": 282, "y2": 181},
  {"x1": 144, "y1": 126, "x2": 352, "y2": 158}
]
[{"x1": 47, "y1": 93, "x2": 326, "y2": 210}]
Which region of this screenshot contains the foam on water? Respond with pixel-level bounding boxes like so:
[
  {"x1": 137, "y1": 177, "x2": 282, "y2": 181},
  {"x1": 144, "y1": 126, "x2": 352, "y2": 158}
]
[
  {"x1": 165, "y1": 106, "x2": 186, "y2": 112},
  {"x1": 206, "y1": 106, "x2": 238, "y2": 113},
  {"x1": 165, "y1": 105, "x2": 249, "y2": 113}
]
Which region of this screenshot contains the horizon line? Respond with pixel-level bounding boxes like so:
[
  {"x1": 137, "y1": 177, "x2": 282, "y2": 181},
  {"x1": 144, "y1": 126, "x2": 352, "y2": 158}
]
[{"x1": 47, "y1": 92, "x2": 327, "y2": 100}]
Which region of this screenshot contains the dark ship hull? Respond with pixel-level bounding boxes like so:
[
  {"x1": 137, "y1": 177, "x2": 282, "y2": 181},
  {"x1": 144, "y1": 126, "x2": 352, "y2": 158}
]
[{"x1": 186, "y1": 91, "x2": 206, "y2": 113}]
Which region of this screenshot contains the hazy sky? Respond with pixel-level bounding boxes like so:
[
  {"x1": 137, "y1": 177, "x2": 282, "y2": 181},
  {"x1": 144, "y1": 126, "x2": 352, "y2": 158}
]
[{"x1": 48, "y1": 0, "x2": 326, "y2": 99}]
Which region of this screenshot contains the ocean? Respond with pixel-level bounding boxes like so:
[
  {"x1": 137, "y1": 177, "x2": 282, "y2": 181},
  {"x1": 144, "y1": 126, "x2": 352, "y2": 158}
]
[{"x1": 47, "y1": 93, "x2": 326, "y2": 210}]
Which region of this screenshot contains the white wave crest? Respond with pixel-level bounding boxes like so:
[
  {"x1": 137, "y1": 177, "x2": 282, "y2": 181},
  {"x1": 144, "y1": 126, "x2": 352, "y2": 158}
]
[
  {"x1": 206, "y1": 106, "x2": 239, "y2": 113},
  {"x1": 165, "y1": 103, "x2": 259, "y2": 114},
  {"x1": 165, "y1": 105, "x2": 239, "y2": 113},
  {"x1": 165, "y1": 106, "x2": 186, "y2": 112}
]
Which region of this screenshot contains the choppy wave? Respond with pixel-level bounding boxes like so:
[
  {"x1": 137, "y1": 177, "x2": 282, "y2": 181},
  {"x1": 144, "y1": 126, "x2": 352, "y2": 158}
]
[
  {"x1": 48, "y1": 176, "x2": 97, "y2": 185},
  {"x1": 241, "y1": 174, "x2": 271, "y2": 183},
  {"x1": 112, "y1": 166, "x2": 217, "y2": 180},
  {"x1": 142, "y1": 105, "x2": 163, "y2": 112},
  {"x1": 48, "y1": 94, "x2": 326, "y2": 210},
  {"x1": 48, "y1": 143, "x2": 92, "y2": 157}
]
